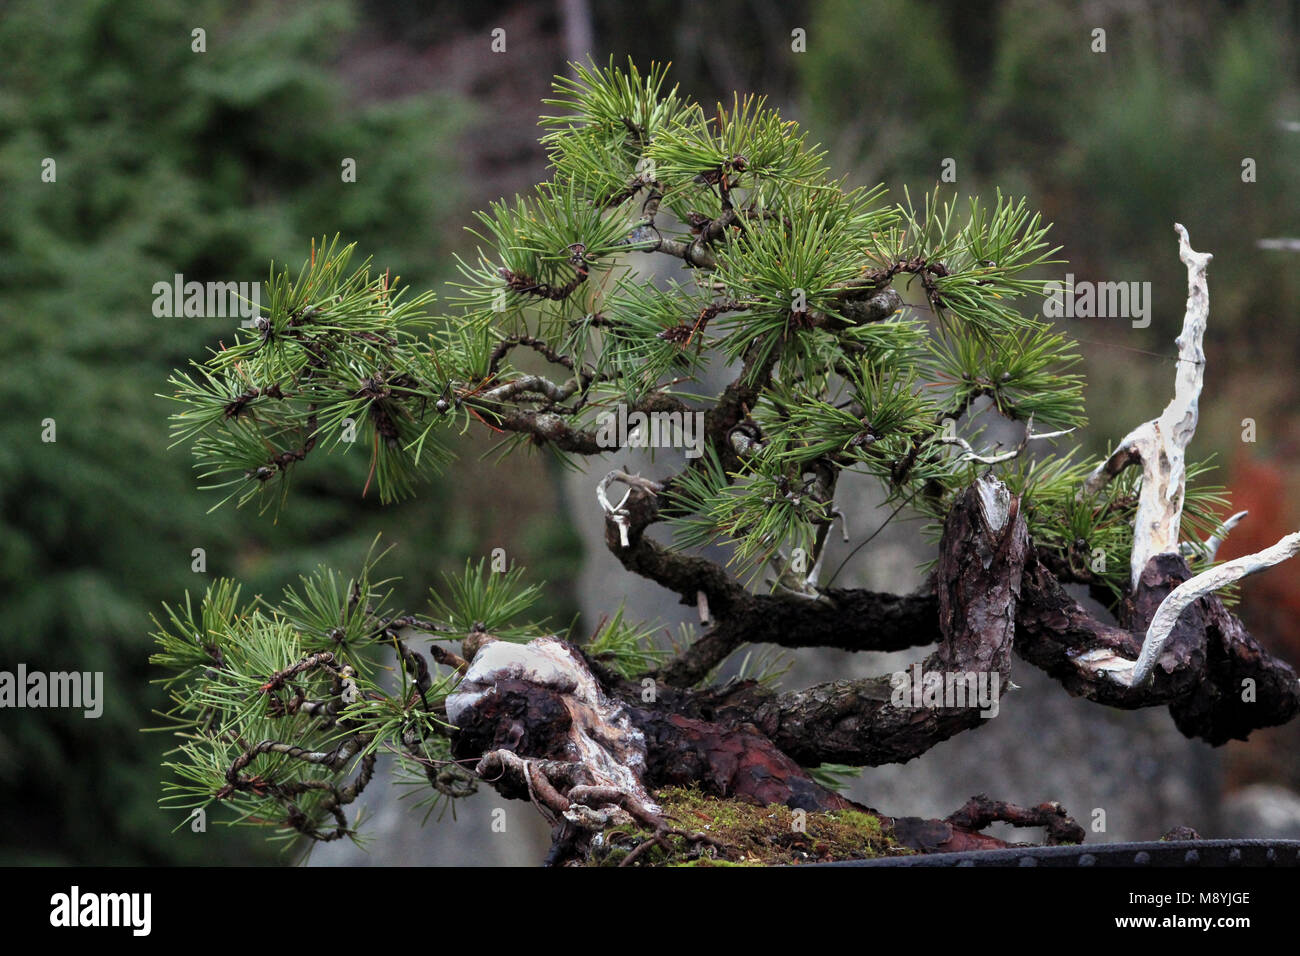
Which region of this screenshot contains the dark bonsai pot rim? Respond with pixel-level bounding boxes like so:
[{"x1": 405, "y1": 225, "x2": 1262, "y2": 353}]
[{"x1": 814, "y1": 839, "x2": 1300, "y2": 867}]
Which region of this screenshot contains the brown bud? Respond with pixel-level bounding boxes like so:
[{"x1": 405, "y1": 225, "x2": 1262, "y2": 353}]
[{"x1": 462, "y1": 626, "x2": 498, "y2": 662}]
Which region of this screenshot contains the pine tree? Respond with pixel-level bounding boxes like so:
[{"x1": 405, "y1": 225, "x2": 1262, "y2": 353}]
[{"x1": 157, "y1": 60, "x2": 1300, "y2": 864}]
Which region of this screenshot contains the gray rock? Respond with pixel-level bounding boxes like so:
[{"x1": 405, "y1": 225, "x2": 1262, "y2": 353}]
[{"x1": 1221, "y1": 784, "x2": 1300, "y2": 840}]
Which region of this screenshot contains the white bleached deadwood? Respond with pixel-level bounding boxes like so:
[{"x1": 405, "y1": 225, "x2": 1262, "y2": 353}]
[
  {"x1": 938, "y1": 415, "x2": 1074, "y2": 466},
  {"x1": 974, "y1": 473, "x2": 1013, "y2": 533},
  {"x1": 449, "y1": 635, "x2": 662, "y2": 815},
  {"x1": 1083, "y1": 223, "x2": 1211, "y2": 592},
  {"x1": 1076, "y1": 226, "x2": 1300, "y2": 689},
  {"x1": 1180, "y1": 509, "x2": 1249, "y2": 563},
  {"x1": 596, "y1": 470, "x2": 661, "y2": 548},
  {"x1": 1132, "y1": 532, "x2": 1300, "y2": 686}
]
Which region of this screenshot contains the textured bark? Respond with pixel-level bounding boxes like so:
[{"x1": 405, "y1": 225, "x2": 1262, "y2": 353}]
[
  {"x1": 650, "y1": 586, "x2": 940, "y2": 688},
  {"x1": 605, "y1": 487, "x2": 940, "y2": 687},
  {"x1": 634, "y1": 710, "x2": 855, "y2": 811},
  {"x1": 747, "y1": 476, "x2": 1029, "y2": 765},
  {"x1": 1132, "y1": 555, "x2": 1300, "y2": 744},
  {"x1": 1134, "y1": 530, "x2": 1300, "y2": 685},
  {"x1": 611, "y1": 494, "x2": 1300, "y2": 750},
  {"x1": 945, "y1": 793, "x2": 1086, "y2": 846},
  {"x1": 447, "y1": 635, "x2": 854, "y2": 819},
  {"x1": 444, "y1": 224, "x2": 1300, "y2": 863},
  {"x1": 1014, "y1": 550, "x2": 1300, "y2": 741},
  {"x1": 447, "y1": 479, "x2": 1072, "y2": 861},
  {"x1": 449, "y1": 635, "x2": 1048, "y2": 861}
]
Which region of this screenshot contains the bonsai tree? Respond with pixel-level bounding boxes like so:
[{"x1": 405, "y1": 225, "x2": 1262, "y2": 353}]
[{"x1": 156, "y1": 60, "x2": 1300, "y2": 865}]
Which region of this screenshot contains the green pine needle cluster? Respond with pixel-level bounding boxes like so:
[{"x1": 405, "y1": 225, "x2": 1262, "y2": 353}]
[
  {"x1": 149, "y1": 541, "x2": 668, "y2": 845},
  {"x1": 163, "y1": 237, "x2": 446, "y2": 512},
  {"x1": 163, "y1": 59, "x2": 1110, "y2": 581}
]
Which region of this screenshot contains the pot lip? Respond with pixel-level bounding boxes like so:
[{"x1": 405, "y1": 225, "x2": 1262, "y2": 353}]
[{"x1": 807, "y1": 838, "x2": 1300, "y2": 867}]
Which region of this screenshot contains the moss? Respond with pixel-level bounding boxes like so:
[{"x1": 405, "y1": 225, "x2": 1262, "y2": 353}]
[
  {"x1": 673, "y1": 857, "x2": 753, "y2": 867},
  {"x1": 585, "y1": 786, "x2": 913, "y2": 867}
]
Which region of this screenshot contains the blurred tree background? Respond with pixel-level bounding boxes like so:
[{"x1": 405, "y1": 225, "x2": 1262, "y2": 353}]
[
  {"x1": 3, "y1": 0, "x2": 1299, "y2": 864},
  {"x1": 0, "y1": 0, "x2": 579, "y2": 864},
  {"x1": 796, "y1": 0, "x2": 1300, "y2": 793}
]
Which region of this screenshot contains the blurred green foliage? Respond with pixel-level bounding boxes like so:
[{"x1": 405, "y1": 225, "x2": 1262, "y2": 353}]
[
  {"x1": 0, "y1": 0, "x2": 496, "y2": 863},
  {"x1": 804, "y1": 0, "x2": 1300, "y2": 458}
]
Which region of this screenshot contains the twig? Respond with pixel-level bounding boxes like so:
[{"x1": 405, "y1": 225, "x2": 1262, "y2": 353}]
[
  {"x1": 937, "y1": 415, "x2": 1074, "y2": 465},
  {"x1": 597, "y1": 470, "x2": 663, "y2": 548}
]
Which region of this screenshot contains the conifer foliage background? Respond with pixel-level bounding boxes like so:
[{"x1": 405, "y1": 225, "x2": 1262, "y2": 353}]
[{"x1": 0, "y1": 0, "x2": 480, "y2": 863}]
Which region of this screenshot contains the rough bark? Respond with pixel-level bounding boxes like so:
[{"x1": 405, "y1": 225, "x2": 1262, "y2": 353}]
[
  {"x1": 604, "y1": 479, "x2": 939, "y2": 687},
  {"x1": 449, "y1": 634, "x2": 1059, "y2": 862},
  {"x1": 1014, "y1": 549, "x2": 1300, "y2": 741},
  {"x1": 745, "y1": 476, "x2": 1029, "y2": 766}
]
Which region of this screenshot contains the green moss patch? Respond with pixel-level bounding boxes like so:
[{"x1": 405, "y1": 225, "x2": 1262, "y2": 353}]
[{"x1": 587, "y1": 787, "x2": 913, "y2": 866}]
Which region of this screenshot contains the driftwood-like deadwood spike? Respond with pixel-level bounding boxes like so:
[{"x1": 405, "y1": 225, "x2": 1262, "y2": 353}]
[
  {"x1": 1083, "y1": 224, "x2": 1212, "y2": 592},
  {"x1": 1076, "y1": 225, "x2": 1300, "y2": 689}
]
